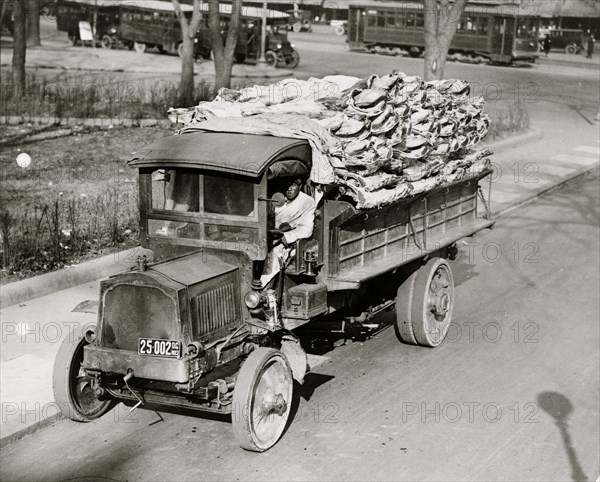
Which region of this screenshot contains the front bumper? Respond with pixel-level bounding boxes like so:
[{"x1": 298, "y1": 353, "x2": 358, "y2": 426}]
[{"x1": 83, "y1": 345, "x2": 189, "y2": 383}]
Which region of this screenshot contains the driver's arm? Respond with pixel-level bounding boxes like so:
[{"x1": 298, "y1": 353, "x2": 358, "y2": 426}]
[{"x1": 281, "y1": 196, "x2": 316, "y2": 246}]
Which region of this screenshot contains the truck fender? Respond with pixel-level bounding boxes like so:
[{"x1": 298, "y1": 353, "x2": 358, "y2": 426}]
[
  {"x1": 280, "y1": 335, "x2": 307, "y2": 384},
  {"x1": 71, "y1": 300, "x2": 99, "y2": 314}
]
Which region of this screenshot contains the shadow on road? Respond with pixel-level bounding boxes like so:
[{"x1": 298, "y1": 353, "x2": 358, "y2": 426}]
[{"x1": 537, "y1": 391, "x2": 588, "y2": 482}]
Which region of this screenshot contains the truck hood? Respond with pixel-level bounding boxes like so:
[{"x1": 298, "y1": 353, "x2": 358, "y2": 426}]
[{"x1": 148, "y1": 251, "x2": 238, "y2": 287}]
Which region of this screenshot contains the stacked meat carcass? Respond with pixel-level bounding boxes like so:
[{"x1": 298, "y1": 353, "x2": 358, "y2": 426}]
[{"x1": 168, "y1": 71, "x2": 492, "y2": 209}]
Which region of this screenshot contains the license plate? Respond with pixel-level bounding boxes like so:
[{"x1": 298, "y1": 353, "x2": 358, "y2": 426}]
[{"x1": 138, "y1": 338, "x2": 181, "y2": 358}]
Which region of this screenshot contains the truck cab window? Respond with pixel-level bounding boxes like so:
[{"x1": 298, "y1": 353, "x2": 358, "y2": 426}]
[{"x1": 152, "y1": 170, "x2": 199, "y2": 212}]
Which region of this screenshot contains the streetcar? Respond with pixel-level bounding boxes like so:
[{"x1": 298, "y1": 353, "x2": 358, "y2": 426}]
[{"x1": 347, "y1": 0, "x2": 539, "y2": 64}]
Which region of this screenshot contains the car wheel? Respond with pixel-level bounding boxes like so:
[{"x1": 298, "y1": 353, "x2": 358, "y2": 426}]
[
  {"x1": 286, "y1": 49, "x2": 300, "y2": 69},
  {"x1": 231, "y1": 348, "x2": 293, "y2": 452},
  {"x1": 52, "y1": 325, "x2": 115, "y2": 422},
  {"x1": 100, "y1": 35, "x2": 112, "y2": 49},
  {"x1": 265, "y1": 50, "x2": 278, "y2": 67},
  {"x1": 335, "y1": 25, "x2": 345, "y2": 36},
  {"x1": 395, "y1": 257, "x2": 454, "y2": 347},
  {"x1": 565, "y1": 44, "x2": 577, "y2": 55}
]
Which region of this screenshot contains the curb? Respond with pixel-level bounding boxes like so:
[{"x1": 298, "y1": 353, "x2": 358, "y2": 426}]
[
  {"x1": 495, "y1": 164, "x2": 599, "y2": 218},
  {"x1": 481, "y1": 128, "x2": 543, "y2": 154},
  {"x1": 0, "y1": 246, "x2": 153, "y2": 308},
  {"x1": 0, "y1": 413, "x2": 63, "y2": 449},
  {"x1": 0, "y1": 115, "x2": 172, "y2": 128}
]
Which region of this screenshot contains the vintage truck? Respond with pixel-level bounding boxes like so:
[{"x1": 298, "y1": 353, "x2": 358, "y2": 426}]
[{"x1": 53, "y1": 130, "x2": 494, "y2": 452}]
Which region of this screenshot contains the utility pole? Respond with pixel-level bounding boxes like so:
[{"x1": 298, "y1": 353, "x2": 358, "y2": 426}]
[{"x1": 258, "y1": 1, "x2": 267, "y2": 64}]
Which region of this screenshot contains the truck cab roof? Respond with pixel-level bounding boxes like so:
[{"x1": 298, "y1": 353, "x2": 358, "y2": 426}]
[{"x1": 130, "y1": 131, "x2": 311, "y2": 178}]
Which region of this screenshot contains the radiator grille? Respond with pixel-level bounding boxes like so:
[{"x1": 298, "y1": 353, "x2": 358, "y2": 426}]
[{"x1": 191, "y1": 282, "x2": 238, "y2": 337}]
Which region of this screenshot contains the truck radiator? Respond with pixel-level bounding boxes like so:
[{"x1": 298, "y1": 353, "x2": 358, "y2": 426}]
[{"x1": 190, "y1": 281, "x2": 239, "y2": 338}]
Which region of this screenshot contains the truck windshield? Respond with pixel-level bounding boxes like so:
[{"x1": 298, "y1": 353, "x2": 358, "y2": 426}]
[
  {"x1": 151, "y1": 169, "x2": 255, "y2": 216},
  {"x1": 149, "y1": 169, "x2": 259, "y2": 243}
]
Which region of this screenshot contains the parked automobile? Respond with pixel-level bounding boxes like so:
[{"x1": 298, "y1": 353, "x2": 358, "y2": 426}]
[
  {"x1": 287, "y1": 8, "x2": 312, "y2": 33},
  {"x1": 541, "y1": 28, "x2": 585, "y2": 54}
]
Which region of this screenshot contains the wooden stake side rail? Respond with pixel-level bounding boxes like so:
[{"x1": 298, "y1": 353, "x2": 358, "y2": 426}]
[{"x1": 325, "y1": 171, "x2": 494, "y2": 290}]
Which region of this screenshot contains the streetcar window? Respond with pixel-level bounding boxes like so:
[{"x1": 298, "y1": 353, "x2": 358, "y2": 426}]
[
  {"x1": 396, "y1": 12, "x2": 405, "y2": 28},
  {"x1": 406, "y1": 13, "x2": 415, "y2": 29},
  {"x1": 478, "y1": 17, "x2": 489, "y2": 35},
  {"x1": 377, "y1": 12, "x2": 385, "y2": 27},
  {"x1": 385, "y1": 12, "x2": 395, "y2": 28},
  {"x1": 415, "y1": 13, "x2": 424, "y2": 28}
]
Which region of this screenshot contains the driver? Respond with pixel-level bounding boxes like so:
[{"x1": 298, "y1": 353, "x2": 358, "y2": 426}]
[{"x1": 260, "y1": 177, "x2": 316, "y2": 287}]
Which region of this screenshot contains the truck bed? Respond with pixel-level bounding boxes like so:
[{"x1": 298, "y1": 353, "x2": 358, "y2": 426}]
[{"x1": 324, "y1": 170, "x2": 493, "y2": 290}]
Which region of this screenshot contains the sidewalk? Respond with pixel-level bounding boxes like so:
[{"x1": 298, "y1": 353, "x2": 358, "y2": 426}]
[{"x1": 1, "y1": 96, "x2": 599, "y2": 445}]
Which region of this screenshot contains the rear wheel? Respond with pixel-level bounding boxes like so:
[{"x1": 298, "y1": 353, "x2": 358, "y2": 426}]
[
  {"x1": 286, "y1": 49, "x2": 300, "y2": 68},
  {"x1": 52, "y1": 326, "x2": 114, "y2": 421},
  {"x1": 177, "y1": 42, "x2": 185, "y2": 58},
  {"x1": 133, "y1": 41, "x2": 146, "y2": 54},
  {"x1": 265, "y1": 50, "x2": 278, "y2": 67},
  {"x1": 100, "y1": 34, "x2": 112, "y2": 49},
  {"x1": 68, "y1": 34, "x2": 79, "y2": 47},
  {"x1": 395, "y1": 257, "x2": 454, "y2": 347},
  {"x1": 232, "y1": 348, "x2": 293, "y2": 452},
  {"x1": 565, "y1": 44, "x2": 577, "y2": 55},
  {"x1": 335, "y1": 25, "x2": 345, "y2": 36},
  {"x1": 234, "y1": 52, "x2": 247, "y2": 63}
]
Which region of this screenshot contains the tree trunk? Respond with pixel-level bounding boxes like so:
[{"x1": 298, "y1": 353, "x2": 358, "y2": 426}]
[
  {"x1": 26, "y1": 0, "x2": 39, "y2": 46},
  {"x1": 0, "y1": 0, "x2": 10, "y2": 35},
  {"x1": 12, "y1": 0, "x2": 26, "y2": 98},
  {"x1": 172, "y1": 0, "x2": 203, "y2": 106},
  {"x1": 423, "y1": 0, "x2": 467, "y2": 81},
  {"x1": 208, "y1": 0, "x2": 241, "y2": 93}
]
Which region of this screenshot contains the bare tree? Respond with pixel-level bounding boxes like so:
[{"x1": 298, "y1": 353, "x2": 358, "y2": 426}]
[
  {"x1": 26, "y1": 0, "x2": 39, "y2": 46},
  {"x1": 12, "y1": 0, "x2": 26, "y2": 98},
  {"x1": 208, "y1": 0, "x2": 242, "y2": 92},
  {"x1": 172, "y1": 0, "x2": 203, "y2": 106},
  {"x1": 423, "y1": 0, "x2": 468, "y2": 80}
]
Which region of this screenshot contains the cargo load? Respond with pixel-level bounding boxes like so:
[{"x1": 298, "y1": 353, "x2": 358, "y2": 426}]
[{"x1": 167, "y1": 71, "x2": 492, "y2": 209}]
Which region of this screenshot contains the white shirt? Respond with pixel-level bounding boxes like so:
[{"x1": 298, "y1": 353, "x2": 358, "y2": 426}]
[{"x1": 274, "y1": 191, "x2": 316, "y2": 244}]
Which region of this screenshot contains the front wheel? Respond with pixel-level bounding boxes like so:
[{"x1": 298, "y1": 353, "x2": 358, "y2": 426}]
[
  {"x1": 394, "y1": 257, "x2": 454, "y2": 347},
  {"x1": 335, "y1": 25, "x2": 346, "y2": 36},
  {"x1": 232, "y1": 348, "x2": 293, "y2": 452},
  {"x1": 52, "y1": 325, "x2": 114, "y2": 421},
  {"x1": 100, "y1": 34, "x2": 113, "y2": 49},
  {"x1": 565, "y1": 44, "x2": 577, "y2": 55},
  {"x1": 286, "y1": 49, "x2": 300, "y2": 69},
  {"x1": 265, "y1": 50, "x2": 278, "y2": 67},
  {"x1": 133, "y1": 41, "x2": 146, "y2": 54}
]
